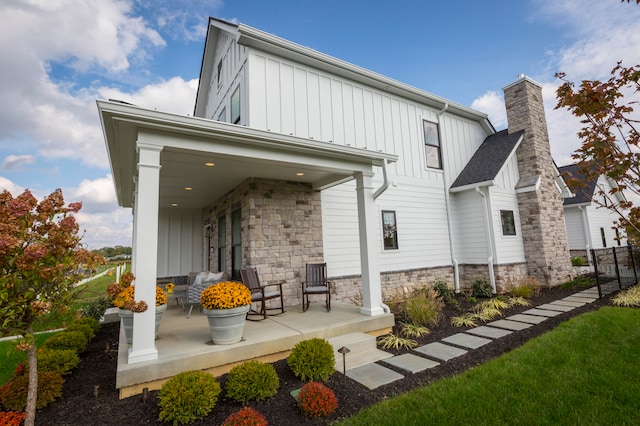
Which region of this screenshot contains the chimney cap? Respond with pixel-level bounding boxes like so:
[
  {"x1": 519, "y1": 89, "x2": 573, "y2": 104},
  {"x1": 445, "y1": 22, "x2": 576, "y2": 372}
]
[{"x1": 502, "y1": 74, "x2": 542, "y2": 91}]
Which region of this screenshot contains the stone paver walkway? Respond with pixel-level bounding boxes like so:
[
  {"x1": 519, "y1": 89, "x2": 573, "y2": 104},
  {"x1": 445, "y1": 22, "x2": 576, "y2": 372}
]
[{"x1": 330, "y1": 284, "x2": 618, "y2": 390}]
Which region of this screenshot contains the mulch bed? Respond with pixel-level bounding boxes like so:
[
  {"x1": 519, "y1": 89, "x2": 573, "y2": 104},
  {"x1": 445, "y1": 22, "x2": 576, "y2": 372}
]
[{"x1": 35, "y1": 284, "x2": 615, "y2": 425}]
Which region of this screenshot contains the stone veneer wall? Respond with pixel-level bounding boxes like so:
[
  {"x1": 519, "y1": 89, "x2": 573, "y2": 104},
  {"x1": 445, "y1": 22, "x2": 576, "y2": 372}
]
[
  {"x1": 504, "y1": 77, "x2": 573, "y2": 286},
  {"x1": 203, "y1": 178, "x2": 323, "y2": 307}
]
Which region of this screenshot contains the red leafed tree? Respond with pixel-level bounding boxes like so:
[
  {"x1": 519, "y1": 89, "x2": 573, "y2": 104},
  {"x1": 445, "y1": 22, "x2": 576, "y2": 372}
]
[
  {"x1": 555, "y1": 62, "x2": 640, "y2": 242},
  {"x1": 0, "y1": 189, "x2": 102, "y2": 426}
]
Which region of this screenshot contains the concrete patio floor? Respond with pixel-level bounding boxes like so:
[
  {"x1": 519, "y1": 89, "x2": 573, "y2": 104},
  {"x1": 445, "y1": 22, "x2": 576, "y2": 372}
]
[{"x1": 115, "y1": 299, "x2": 394, "y2": 398}]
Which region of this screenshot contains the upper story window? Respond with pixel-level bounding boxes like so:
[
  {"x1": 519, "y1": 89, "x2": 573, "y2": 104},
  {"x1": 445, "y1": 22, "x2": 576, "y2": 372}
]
[
  {"x1": 600, "y1": 227, "x2": 607, "y2": 247},
  {"x1": 231, "y1": 86, "x2": 240, "y2": 124},
  {"x1": 423, "y1": 120, "x2": 442, "y2": 169},
  {"x1": 500, "y1": 210, "x2": 516, "y2": 236},
  {"x1": 217, "y1": 59, "x2": 223, "y2": 87},
  {"x1": 382, "y1": 210, "x2": 398, "y2": 250},
  {"x1": 217, "y1": 108, "x2": 226, "y2": 122}
]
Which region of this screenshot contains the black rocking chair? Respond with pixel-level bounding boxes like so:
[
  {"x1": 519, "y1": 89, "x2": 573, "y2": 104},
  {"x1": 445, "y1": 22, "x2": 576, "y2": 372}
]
[
  {"x1": 301, "y1": 263, "x2": 332, "y2": 312},
  {"x1": 240, "y1": 267, "x2": 285, "y2": 320}
]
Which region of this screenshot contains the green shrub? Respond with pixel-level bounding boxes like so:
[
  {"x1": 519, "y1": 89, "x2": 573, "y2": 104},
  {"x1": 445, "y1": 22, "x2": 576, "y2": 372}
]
[
  {"x1": 222, "y1": 406, "x2": 268, "y2": 426},
  {"x1": 82, "y1": 296, "x2": 112, "y2": 320},
  {"x1": 158, "y1": 370, "x2": 221, "y2": 425},
  {"x1": 1, "y1": 371, "x2": 64, "y2": 411},
  {"x1": 471, "y1": 277, "x2": 493, "y2": 298},
  {"x1": 65, "y1": 321, "x2": 96, "y2": 340},
  {"x1": 433, "y1": 280, "x2": 456, "y2": 304},
  {"x1": 297, "y1": 381, "x2": 338, "y2": 418},
  {"x1": 35, "y1": 348, "x2": 80, "y2": 375},
  {"x1": 403, "y1": 288, "x2": 443, "y2": 327},
  {"x1": 571, "y1": 256, "x2": 586, "y2": 266},
  {"x1": 288, "y1": 338, "x2": 335, "y2": 382},
  {"x1": 225, "y1": 360, "x2": 279, "y2": 404},
  {"x1": 42, "y1": 330, "x2": 88, "y2": 352},
  {"x1": 377, "y1": 333, "x2": 417, "y2": 350},
  {"x1": 561, "y1": 275, "x2": 596, "y2": 290},
  {"x1": 73, "y1": 317, "x2": 100, "y2": 334}
]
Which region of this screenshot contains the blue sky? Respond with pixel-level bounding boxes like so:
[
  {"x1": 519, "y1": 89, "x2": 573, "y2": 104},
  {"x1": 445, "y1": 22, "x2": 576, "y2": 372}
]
[{"x1": 1, "y1": 0, "x2": 639, "y2": 249}]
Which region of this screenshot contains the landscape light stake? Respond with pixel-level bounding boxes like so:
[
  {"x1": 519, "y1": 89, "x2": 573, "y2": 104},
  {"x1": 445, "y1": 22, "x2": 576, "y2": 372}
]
[
  {"x1": 142, "y1": 387, "x2": 149, "y2": 404},
  {"x1": 337, "y1": 346, "x2": 350, "y2": 388},
  {"x1": 93, "y1": 385, "x2": 99, "y2": 399}
]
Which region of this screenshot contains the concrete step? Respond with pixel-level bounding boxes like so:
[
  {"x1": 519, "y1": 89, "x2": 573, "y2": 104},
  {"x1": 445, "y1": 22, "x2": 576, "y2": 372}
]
[{"x1": 328, "y1": 332, "x2": 392, "y2": 371}]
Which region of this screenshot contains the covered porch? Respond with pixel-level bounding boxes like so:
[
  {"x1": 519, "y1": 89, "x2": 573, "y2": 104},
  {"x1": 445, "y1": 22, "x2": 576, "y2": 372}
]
[
  {"x1": 116, "y1": 299, "x2": 394, "y2": 398},
  {"x1": 98, "y1": 99, "x2": 398, "y2": 367}
]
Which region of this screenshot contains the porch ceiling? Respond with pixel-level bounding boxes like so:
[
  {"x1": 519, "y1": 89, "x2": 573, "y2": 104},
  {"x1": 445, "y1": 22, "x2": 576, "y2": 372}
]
[{"x1": 97, "y1": 100, "x2": 398, "y2": 210}]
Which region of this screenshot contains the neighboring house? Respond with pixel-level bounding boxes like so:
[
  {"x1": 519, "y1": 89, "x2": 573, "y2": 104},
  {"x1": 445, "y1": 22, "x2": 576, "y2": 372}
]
[
  {"x1": 97, "y1": 17, "x2": 573, "y2": 364},
  {"x1": 559, "y1": 163, "x2": 627, "y2": 261}
]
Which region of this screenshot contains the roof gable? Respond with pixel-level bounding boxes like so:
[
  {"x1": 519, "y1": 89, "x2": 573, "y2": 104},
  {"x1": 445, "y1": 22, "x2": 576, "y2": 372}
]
[{"x1": 450, "y1": 129, "x2": 523, "y2": 191}]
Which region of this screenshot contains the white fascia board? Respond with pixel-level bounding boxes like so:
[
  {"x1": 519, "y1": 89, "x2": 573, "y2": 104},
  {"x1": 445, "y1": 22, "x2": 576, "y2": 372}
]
[
  {"x1": 450, "y1": 180, "x2": 495, "y2": 193},
  {"x1": 237, "y1": 24, "x2": 494, "y2": 135},
  {"x1": 98, "y1": 100, "x2": 397, "y2": 166}
]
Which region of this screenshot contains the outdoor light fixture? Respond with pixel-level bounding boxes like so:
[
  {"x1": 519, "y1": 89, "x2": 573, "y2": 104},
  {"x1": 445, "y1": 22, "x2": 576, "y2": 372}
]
[
  {"x1": 184, "y1": 187, "x2": 193, "y2": 191},
  {"x1": 296, "y1": 172, "x2": 304, "y2": 176},
  {"x1": 337, "y1": 346, "x2": 350, "y2": 387},
  {"x1": 205, "y1": 162, "x2": 215, "y2": 167},
  {"x1": 171, "y1": 203, "x2": 178, "y2": 207}
]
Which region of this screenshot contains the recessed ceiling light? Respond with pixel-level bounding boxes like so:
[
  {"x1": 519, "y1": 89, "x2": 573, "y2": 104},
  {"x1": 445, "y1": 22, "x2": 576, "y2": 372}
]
[
  {"x1": 205, "y1": 162, "x2": 215, "y2": 167},
  {"x1": 171, "y1": 203, "x2": 178, "y2": 207},
  {"x1": 296, "y1": 172, "x2": 304, "y2": 176},
  {"x1": 185, "y1": 187, "x2": 193, "y2": 191}
]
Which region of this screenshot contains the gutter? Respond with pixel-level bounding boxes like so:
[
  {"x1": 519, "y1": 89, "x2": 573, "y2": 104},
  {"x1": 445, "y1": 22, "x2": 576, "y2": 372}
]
[
  {"x1": 476, "y1": 187, "x2": 497, "y2": 294},
  {"x1": 373, "y1": 159, "x2": 390, "y2": 200}
]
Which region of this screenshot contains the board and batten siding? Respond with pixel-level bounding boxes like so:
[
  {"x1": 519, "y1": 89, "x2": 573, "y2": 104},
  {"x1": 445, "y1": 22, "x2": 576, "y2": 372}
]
[
  {"x1": 203, "y1": 32, "x2": 248, "y2": 123},
  {"x1": 245, "y1": 51, "x2": 488, "y2": 183},
  {"x1": 157, "y1": 209, "x2": 203, "y2": 277}
]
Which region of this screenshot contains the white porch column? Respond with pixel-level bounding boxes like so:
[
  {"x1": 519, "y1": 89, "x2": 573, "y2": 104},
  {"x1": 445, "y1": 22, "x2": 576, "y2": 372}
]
[
  {"x1": 355, "y1": 172, "x2": 384, "y2": 316},
  {"x1": 128, "y1": 142, "x2": 162, "y2": 364}
]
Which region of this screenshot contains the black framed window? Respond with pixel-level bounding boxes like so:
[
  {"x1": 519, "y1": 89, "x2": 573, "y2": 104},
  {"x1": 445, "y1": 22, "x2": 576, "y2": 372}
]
[
  {"x1": 231, "y1": 208, "x2": 242, "y2": 279},
  {"x1": 382, "y1": 210, "x2": 398, "y2": 250},
  {"x1": 217, "y1": 59, "x2": 223, "y2": 86},
  {"x1": 217, "y1": 215, "x2": 226, "y2": 272},
  {"x1": 423, "y1": 120, "x2": 442, "y2": 169},
  {"x1": 231, "y1": 86, "x2": 240, "y2": 124},
  {"x1": 601, "y1": 227, "x2": 607, "y2": 247},
  {"x1": 500, "y1": 210, "x2": 516, "y2": 236}
]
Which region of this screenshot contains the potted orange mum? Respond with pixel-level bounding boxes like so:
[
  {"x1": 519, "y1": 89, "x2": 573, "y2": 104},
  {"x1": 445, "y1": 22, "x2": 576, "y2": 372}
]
[
  {"x1": 107, "y1": 271, "x2": 167, "y2": 344},
  {"x1": 200, "y1": 281, "x2": 252, "y2": 344}
]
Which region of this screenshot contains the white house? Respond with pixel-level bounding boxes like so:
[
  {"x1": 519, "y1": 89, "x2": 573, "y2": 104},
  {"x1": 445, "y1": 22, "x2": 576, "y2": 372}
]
[
  {"x1": 559, "y1": 163, "x2": 627, "y2": 261},
  {"x1": 97, "y1": 17, "x2": 573, "y2": 364}
]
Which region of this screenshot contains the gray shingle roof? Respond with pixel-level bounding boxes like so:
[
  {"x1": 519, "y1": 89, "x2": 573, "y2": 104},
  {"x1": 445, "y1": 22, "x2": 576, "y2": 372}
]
[
  {"x1": 450, "y1": 129, "x2": 523, "y2": 190},
  {"x1": 558, "y1": 163, "x2": 597, "y2": 205}
]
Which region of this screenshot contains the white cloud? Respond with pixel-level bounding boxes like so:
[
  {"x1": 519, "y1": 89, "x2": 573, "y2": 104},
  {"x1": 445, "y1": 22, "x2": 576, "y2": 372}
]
[
  {"x1": 471, "y1": 91, "x2": 507, "y2": 130},
  {"x1": 97, "y1": 76, "x2": 198, "y2": 116},
  {"x1": 1, "y1": 154, "x2": 36, "y2": 171},
  {"x1": 0, "y1": 176, "x2": 25, "y2": 196},
  {"x1": 0, "y1": 0, "x2": 166, "y2": 169}
]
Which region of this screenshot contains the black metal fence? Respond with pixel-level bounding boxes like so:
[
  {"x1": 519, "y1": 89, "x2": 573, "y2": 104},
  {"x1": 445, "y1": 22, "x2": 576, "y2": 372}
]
[{"x1": 591, "y1": 245, "x2": 639, "y2": 298}]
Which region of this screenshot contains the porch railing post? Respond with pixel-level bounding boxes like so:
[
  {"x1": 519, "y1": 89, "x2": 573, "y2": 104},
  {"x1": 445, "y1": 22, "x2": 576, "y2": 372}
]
[
  {"x1": 612, "y1": 247, "x2": 622, "y2": 290},
  {"x1": 630, "y1": 245, "x2": 638, "y2": 285}
]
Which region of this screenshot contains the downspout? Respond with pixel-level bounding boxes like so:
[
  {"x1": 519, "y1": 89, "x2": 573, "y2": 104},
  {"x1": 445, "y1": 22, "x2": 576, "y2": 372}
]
[
  {"x1": 373, "y1": 158, "x2": 392, "y2": 313},
  {"x1": 438, "y1": 104, "x2": 460, "y2": 293},
  {"x1": 476, "y1": 187, "x2": 497, "y2": 294},
  {"x1": 578, "y1": 206, "x2": 592, "y2": 264}
]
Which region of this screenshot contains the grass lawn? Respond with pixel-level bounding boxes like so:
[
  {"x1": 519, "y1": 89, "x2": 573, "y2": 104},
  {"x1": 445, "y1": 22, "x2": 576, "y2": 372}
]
[{"x1": 339, "y1": 307, "x2": 640, "y2": 425}]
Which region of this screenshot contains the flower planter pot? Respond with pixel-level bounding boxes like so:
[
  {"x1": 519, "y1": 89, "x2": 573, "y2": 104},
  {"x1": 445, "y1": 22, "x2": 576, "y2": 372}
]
[
  {"x1": 118, "y1": 303, "x2": 166, "y2": 345},
  {"x1": 202, "y1": 304, "x2": 250, "y2": 345}
]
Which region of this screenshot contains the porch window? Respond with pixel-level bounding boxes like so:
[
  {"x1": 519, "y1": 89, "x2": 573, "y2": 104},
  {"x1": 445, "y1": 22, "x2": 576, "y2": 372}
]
[
  {"x1": 231, "y1": 86, "x2": 240, "y2": 124},
  {"x1": 217, "y1": 215, "x2": 226, "y2": 272},
  {"x1": 500, "y1": 210, "x2": 516, "y2": 236},
  {"x1": 382, "y1": 210, "x2": 398, "y2": 250},
  {"x1": 231, "y1": 208, "x2": 242, "y2": 279},
  {"x1": 601, "y1": 227, "x2": 607, "y2": 247},
  {"x1": 423, "y1": 120, "x2": 442, "y2": 169}
]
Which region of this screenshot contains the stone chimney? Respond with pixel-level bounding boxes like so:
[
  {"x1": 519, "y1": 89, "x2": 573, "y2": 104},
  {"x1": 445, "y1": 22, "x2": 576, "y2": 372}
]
[{"x1": 503, "y1": 75, "x2": 572, "y2": 286}]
